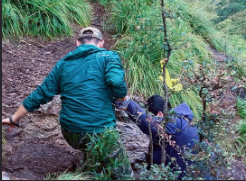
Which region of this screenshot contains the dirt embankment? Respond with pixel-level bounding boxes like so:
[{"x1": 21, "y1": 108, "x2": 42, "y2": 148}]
[{"x1": 2, "y1": 3, "x2": 117, "y2": 180}]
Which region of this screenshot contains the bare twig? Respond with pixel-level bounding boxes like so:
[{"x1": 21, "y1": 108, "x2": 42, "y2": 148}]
[
  {"x1": 147, "y1": 116, "x2": 154, "y2": 166},
  {"x1": 160, "y1": 0, "x2": 172, "y2": 165}
]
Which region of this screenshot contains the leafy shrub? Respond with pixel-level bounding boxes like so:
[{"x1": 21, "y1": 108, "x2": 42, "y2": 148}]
[
  {"x1": 139, "y1": 163, "x2": 182, "y2": 180},
  {"x1": 103, "y1": 0, "x2": 245, "y2": 118},
  {"x1": 2, "y1": 0, "x2": 92, "y2": 39},
  {"x1": 48, "y1": 128, "x2": 123, "y2": 180}
]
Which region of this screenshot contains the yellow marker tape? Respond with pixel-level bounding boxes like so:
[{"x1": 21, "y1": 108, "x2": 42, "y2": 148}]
[{"x1": 159, "y1": 60, "x2": 183, "y2": 92}]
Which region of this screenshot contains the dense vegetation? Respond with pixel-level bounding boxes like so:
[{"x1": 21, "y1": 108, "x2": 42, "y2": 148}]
[
  {"x1": 2, "y1": 0, "x2": 92, "y2": 39},
  {"x1": 2, "y1": 0, "x2": 246, "y2": 179},
  {"x1": 103, "y1": 0, "x2": 246, "y2": 118}
]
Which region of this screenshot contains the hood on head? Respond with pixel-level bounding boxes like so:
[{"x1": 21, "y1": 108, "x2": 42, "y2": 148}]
[
  {"x1": 64, "y1": 44, "x2": 107, "y2": 61},
  {"x1": 173, "y1": 102, "x2": 194, "y2": 121}
]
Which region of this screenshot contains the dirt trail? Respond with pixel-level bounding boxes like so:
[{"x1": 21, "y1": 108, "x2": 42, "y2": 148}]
[{"x1": 2, "y1": 3, "x2": 117, "y2": 180}]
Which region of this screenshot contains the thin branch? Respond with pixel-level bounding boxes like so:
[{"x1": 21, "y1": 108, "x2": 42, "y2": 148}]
[
  {"x1": 160, "y1": 0, "x2": 172, "y2": 165},
  {"x1": 147, "y1": 117, "x2": 154, "y2": 166}
]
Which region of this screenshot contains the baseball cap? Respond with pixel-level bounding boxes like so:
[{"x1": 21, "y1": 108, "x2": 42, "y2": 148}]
[{"x1": 79, "y1": 27, "x2": 103, "y2": 41}]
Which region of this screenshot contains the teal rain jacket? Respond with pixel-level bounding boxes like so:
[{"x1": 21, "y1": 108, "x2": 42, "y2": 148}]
[{"x1": 23, "y1": 44, "x2": 127, "y2": 133}]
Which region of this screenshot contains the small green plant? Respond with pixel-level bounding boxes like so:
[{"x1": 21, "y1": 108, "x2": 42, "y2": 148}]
[
  {"x1": 236, "y1": 98, "x2": 246, "y2": 119},
  {"x1": 234, "y1": 119, "x2": 246, "y2": 157},
  {"x1": 48, "y1": 128, "x2": 126, "y2": 180},
  {"x1": 46, "y1": 171, "x2": 94, "y2": 180},
  {"x1": 139, "y1": 163, "x2": 182, "y2": 180}
]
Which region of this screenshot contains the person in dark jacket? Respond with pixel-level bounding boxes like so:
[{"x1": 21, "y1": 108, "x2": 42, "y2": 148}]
[
  {"x1": 114, "y1": 94, "x2": 199, "y2": 180},
  {"x1": 2, "y1": 27, "x2": 134, "y2": 180}
]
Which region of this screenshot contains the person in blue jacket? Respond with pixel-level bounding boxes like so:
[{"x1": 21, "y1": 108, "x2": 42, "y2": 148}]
[{"x1": 114, "y1": 94, "x2": 200, "y2": 180}]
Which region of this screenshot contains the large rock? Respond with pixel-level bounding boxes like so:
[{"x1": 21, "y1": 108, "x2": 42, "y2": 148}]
[
  {"x1": 35, "y1": 94, "x2": 150, "y2": 166},
  {"x1": 116, "y1": 121, "x2": 149, "y2": 165}
]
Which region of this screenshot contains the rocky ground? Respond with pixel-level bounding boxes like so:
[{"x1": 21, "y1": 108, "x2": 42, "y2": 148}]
[
  {"x1": 1, "y1": 3, "x2": 150, "y2": 180},
  {"x1": 2, "y1": 2, "x2": 246, "y2": 180}
]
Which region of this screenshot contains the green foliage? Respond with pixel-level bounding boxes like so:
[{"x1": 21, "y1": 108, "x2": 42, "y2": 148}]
[
  {"x1": 183, "y1": 141, "x2": 229, "y2": 180},
  {"x1": 215, "y1": 0, "x2": 246, "y2": 23},
  {"x1": 49, "y1": 128, "x2": 122, "y2": 180},
  {"x1": 234, "y1": 119, "x2": 246, "y2": 157},
  {"x1": 46, "y1": 171, "x2": 94, "y2": 180},
  {"x1": 236, "y1": 98, "x2": 246, "y2": 119},
  {"x1": 105, "y1": 0, "x2": 228, "y2": 117},
  {"x1": 169, "y1": 88, "x2": 202, "y2": 119},
  {"x1": 234, "y1": 98, "x2": 246, "y2": 157},
  {"x1": 139, "y1": 163, "x2": 182, "y2": 180},
  {"x1": 105, "y1": 0, "x2": 245, "y2": 118},
  {"x1": 83, "y1": 129, "x2": 120, "y2": 171},
  {"x1": 2, "y1": 0, "x2": 92, "y2": 39},
  {"x1": 2, "y1": 1, "x2": 24, "y2": 38},
  {"x1": 217, "y1": 10, "x2": 246, "y2": 39}
]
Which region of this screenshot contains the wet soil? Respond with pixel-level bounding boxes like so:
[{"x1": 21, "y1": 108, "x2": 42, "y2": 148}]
[{"x1": 2, "y1": 2, "x2": 117, "y2": 180}]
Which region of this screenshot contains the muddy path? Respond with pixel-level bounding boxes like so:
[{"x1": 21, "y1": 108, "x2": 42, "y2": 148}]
[{"x1": 2, "y1": 3, "x2": 118, "y2": 180}]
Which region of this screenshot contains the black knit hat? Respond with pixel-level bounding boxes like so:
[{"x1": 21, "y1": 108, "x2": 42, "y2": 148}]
[{"x1": 147, "y1": 95, "x2": 171, "y2": 115}]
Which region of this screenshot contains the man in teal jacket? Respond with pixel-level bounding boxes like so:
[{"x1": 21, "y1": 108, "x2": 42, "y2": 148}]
[{"x1": 2, "y1": 27, "x2": 134, "y2": 180}]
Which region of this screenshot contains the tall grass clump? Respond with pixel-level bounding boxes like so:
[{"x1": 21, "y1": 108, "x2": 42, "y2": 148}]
[
  {"x1": 214, "y1": 0, "x2": 246, "y2": 23},
  {"x1": 46, "y1": 171, "x2": 94, "y2": 180},
  {"x1": 217, "y1": 10, "x2": 246, "y2": 39},
  {"x1": 46, "y1": 128, "x2": 123, "y2": 180},
  {"x1": 2, "y1": 0, "x2": 92, "y2": 39},
  {"x1": 234, "y1": 98, "x2": 246, "y2": 158},
  {"x1": 105, "y1": 0, "x2": 229, "y2": 117},
  {"x1": 236, "y1": 98, "x2": 246, "y2": 119},
  {"x1": 234, "y1": 119, "x2": 246, "y2": 158},
  {"x1": 2, "y1": 1, "x2": 23, "y2": 38},
  {"x1": 186, "y1": 0, "x2": 246, "y2": 58}
]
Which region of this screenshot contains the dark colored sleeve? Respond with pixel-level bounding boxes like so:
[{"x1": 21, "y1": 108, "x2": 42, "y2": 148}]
[
  {"x1": 126, "y1": 100, "x2": 159, "y2": 143},
  {"x1": 165, "y1": 116, "x2": 183, "y2": 135},
  {"x1": 22, "y1": 63, "x2": 60, "y2": 112},
  {"x1": 105, "y1": 52, "x2": 127, "y2": 98},
  {"x1": 165, "y1": 122, "x2": 177, "y2": 135}
]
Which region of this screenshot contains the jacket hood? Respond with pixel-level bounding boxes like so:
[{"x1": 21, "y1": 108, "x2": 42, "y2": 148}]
[
  {"x1": 173, "y1": 102, "x2": 194, "y2": 121},
  {"x1": 64, "y1": 44, "x2": 107, "y2": 61}
]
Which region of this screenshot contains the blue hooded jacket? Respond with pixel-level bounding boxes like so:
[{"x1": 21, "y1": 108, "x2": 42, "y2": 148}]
[{"x1": 126, "y1": 100, "x2": 199, "y2": 180}]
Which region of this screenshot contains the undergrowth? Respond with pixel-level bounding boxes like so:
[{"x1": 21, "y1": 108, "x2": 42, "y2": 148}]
[
  {"x1": 236, "y1": 98, "x2": 246, "y2": 119},
  {"x1": 234, "y1": 98, "x2": 246, "y2": 158},
  {"x1": 105, "y1": 0, "x2": 246, "y2": 119},
  {"x1": 46, "y1": 128, "x2": 125, "y2": 180},
  {"x1": 105, "y1": 0, "x2": 228, "y2": 118},
  {"x1": 2, "y1": 0, "x2": 92, "y2": 39}
]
